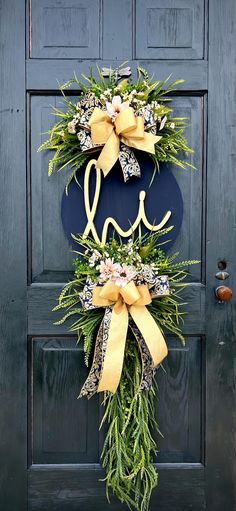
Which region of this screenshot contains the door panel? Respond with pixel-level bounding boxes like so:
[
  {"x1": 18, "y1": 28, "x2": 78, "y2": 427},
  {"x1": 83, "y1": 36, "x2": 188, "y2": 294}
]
[
  {"x1": 30, "y1": 96, "x2": 74, "y2": 282},
  {"x1": 30, "y1": 0, "x2": 100, "y2": 59},
  {"x1": 31, "y1": 338, "x2": 100, "y2": 465},
  {"x1": 30, "y1": 94, "x2": 204, "y2": 282},
  {"x1": 156, "y1": 337, "x2": 203, "y2": 464},
  {"x1": 30, "y1": 336, "x2": 203, "y2": 465},
  {"x1": 135, "y1": 0, "x2": 206, "y2": 59},
  {"x1": 1, "y1": 1, "x2": 236, "y2": 510},
  {"x1": 29, "y1": 471, "x2": 205, "y2": 511}
]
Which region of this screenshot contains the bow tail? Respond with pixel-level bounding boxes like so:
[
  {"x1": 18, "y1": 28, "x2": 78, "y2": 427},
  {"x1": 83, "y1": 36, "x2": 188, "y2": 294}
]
[
  {"x1": 96, "y1": 130, "x2": 120, "y2": 177},
  {"x1": 119, "y1": 143, "x2": 141, "y2": 182},
  {"x1": 79, "y1": 307, "x2": 112, "y2": 398},
  {"x1": 129, "y1": 319, "x2": 154, "y2": 391},
  {"x1": 129, "y1": 305, "x2": 168, "y2": 367},
  {"x1": 97, "y1": 302, "x2": 129, "y2": 393},
  {"x1": 121, "y1": 132, "x2": 162, "y2": 156}
]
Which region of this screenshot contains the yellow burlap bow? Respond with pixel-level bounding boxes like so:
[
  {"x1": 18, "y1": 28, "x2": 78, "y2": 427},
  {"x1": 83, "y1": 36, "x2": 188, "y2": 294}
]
[
  {"x1": 92, "y1": 280, "x2": 168, "y2": 393},
  {"x1": 88, "y1": 107, "x2": 161, "y2": 176}
]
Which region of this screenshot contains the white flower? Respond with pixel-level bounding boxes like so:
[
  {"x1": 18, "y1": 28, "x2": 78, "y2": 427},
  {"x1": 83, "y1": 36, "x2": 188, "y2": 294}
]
[
  {"x1": 106, "y1": 96, "x2": 130, "y2": 122},
  {"x1": 68, "y1": 119, "x2": 77, "y2": 134},
  {"x1": 170, "y1": 122, "x2": 175, "y2": 129},
  {"x1": 159, "y1": 115, "x2": 167, "y2": 131}
]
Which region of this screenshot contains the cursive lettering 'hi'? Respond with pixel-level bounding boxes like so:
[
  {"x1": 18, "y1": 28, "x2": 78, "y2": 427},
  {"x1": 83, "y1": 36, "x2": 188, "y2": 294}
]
[{"x1": 82, "y1": 159, "x2": 172, "y2": 245}]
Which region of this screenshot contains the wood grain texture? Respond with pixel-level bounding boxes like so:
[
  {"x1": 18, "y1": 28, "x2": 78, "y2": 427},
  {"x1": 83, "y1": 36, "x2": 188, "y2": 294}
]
[
  {"x1": 31, "y1": 338, "x2": 100, "y2": 465},
  {"x1": 171, "y1": 95, "x2": 205, "y2": 282},
  {"x1": 26, "y1": 59, "x2": 208, "y2": 91},
  {"x1": 30, "y1": 0, "x2": 100, "y2": 59},
  {"x1": 30, "y1": 95, "x2": 75, "y2": 282},
  {"x1": 206, "y1": 0, "x2": 236, "y2": 509},
  {"x1": 102, "y1": 0, "x2": 133, "y2": 59},
  {"x1": 27, "y1": 283, "x2": 205, "y2": 336},
  {"x1": 29, "y1": 336, "x2": 203, "y2": 468},
  {"x1": 28, "y1": 465, "x2": 205, "y2": 511},
  {"x1": 0, "y1": 1, "x2": 27, "y2": 510},
  {"x1": 155, "y1": 337, "x2": 203, "y2": 463},
  {"x1": 135, "y1": 0, "x2": 206, "y2": 59}
]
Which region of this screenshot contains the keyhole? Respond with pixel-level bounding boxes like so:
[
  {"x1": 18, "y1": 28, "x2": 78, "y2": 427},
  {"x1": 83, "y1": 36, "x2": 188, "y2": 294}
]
[{"x1": 218, "y1": 260, "x2": 227, "y2": 270}]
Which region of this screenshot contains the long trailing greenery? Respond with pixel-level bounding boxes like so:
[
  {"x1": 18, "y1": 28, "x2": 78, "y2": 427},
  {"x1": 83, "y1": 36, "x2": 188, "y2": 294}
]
[
  {"x1": 101, "y1": 338, "x2": 159, "y2": 511},
  {"x1": 38, "y1": 64, "x2": 194, "y2": 194},
  {"x1": 53, "y1": 229, "x2": 198, "y2": 510}
]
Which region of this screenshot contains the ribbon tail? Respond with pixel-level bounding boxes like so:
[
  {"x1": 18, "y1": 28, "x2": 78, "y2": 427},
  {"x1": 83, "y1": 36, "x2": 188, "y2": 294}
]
[
  {"x1": 129, "y1": 319, "x2": 154, "y2": 391},
  {"x1": 79, "y1": 308, "x2": 112, "y2": 398},
  {"x1": 121, "y1": 132, "x2": 162, "y2": 156},
  {"x1": 98, "y1": 302, "x2": 129, "y2": 393},
  {"x1": 96, "y1": 130, "x2": 120, "y2": 177},
  {"x1": 119, "y1": 143, "x2": 141, "y2": 182},
  {"x1": 129, "y1": 305, "x2": 168, "y2": 367}
]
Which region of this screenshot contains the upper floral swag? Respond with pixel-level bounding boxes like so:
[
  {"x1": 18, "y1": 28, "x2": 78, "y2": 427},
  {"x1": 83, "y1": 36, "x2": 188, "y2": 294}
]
[{"x1": 38, "y1": 65, "x2": 194, "y2": 193}]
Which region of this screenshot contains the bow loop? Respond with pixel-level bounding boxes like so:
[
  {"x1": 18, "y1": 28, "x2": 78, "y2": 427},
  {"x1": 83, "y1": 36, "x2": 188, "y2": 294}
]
[
  {"x1": 93, "y1": 280, "x2": 152, "y2": 308},
  {"x1": 88, "y1": 107, "x2": 110, "y2": 126},
  {"x1": 89, "y1": 107, "x2": 114, "y2": 145},
  {"x1": 97, "y1": 281, "x2": 120, "y2": 304},
  {"x1": 115, "y1": 107, "x2": 138, "y2": 136}
]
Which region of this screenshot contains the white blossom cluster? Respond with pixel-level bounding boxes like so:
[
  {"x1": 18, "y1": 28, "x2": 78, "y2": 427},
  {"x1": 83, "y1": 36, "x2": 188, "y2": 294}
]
[{"x1": 66, "y1": 87, "x2": 175, "y2": 136}]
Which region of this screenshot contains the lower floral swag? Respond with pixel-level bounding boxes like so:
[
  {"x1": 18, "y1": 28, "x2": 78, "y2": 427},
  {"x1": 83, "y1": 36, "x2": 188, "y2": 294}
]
[{"x1": 54, "y1": 230, "x2": 197, "y2": 511}]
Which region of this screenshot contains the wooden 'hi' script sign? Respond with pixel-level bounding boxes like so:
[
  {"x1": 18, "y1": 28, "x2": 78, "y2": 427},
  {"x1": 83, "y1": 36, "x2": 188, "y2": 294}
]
[{"x1": 61, "y1": 153, "x2": 183, "y2": 250}]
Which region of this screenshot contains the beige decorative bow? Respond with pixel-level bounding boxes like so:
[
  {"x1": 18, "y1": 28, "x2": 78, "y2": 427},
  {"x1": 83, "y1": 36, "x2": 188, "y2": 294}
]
[
  {"x1": 80, "y1": 280, "x2": 168, "y2": 395},
  {"x1": 88, "y1": 107, "x2": 161, "y2": 176}
]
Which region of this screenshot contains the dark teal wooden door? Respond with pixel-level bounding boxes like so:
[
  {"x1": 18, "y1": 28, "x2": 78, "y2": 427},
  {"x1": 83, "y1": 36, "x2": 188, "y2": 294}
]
[{"x1": 0, "y1": 1, "x2": 236, "y2": 510}]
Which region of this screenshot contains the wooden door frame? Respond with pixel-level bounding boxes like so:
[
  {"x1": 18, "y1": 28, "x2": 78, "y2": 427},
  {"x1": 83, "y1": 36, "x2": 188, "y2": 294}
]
[
  {"x1": 206, "y1": 1, "x2": 236, "y2": 508},
  {"x1": 0, "y1": 1, "x2": 27, "y2": 510},
  {"x1": 0, "y1": 1, "x2": 236, "y2": 510}
]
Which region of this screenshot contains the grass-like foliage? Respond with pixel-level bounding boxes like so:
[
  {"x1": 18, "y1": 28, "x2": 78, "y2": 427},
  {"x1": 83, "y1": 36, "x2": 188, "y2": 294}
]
[
  {"x1": 53, "y1": 230, "x2": 198, "y2": 510},
  {"x1": 38, "y1": 63, "x2": 194, "y2": 194},
  {"x1": 101, "y1": 338, "x2": 160, "y2": 511}
]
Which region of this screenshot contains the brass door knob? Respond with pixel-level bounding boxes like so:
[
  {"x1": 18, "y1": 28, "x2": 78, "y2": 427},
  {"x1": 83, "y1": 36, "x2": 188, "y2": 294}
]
[{"x1": 215, "y1": 285, "x2": 233, "y2": 302}]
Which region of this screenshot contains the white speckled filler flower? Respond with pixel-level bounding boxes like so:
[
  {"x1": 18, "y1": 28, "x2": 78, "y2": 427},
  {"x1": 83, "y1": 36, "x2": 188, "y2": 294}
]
[{"x1": 88, "y1": 249, "x2": 102, "y2": 267}]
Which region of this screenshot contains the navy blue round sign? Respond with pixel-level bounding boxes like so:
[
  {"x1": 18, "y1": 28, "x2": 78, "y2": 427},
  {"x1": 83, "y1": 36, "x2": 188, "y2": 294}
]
[{"x1": 61, "y1": 153, "x2": 183, "y2": 251}]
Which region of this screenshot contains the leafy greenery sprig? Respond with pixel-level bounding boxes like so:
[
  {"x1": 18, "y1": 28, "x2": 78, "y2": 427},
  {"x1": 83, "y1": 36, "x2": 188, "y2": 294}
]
[{"x1": 38, "y1": 64, "x2": 194, "y2": 193}]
